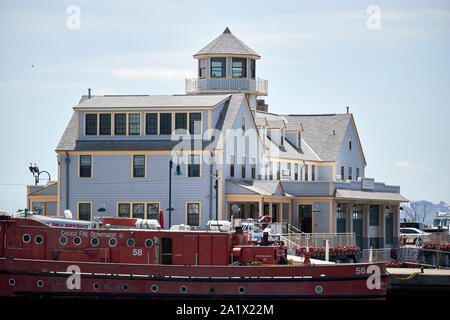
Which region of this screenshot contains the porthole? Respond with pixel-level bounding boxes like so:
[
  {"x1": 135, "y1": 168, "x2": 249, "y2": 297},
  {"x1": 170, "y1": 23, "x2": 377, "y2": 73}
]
[
  {"x1": 73, "y1": 237, "x2": 82, "y2": 246},
  {"x1": 22, "y1": 234, "x2": 31, "y2": 243},
  {"x1": 59, "y1": 236, "x2": 68, "y2": 245},
  {"x1": 151, "y1": 284, "x2": 158, "y2": 293},
  {"x1": 93, "y1": 282, "x2": 100, "y2": 290},
  {"x1": 315, "y1": 285, "x2": 323, "y2": 294},
  {"x1": 37, "y1": 280, "x2": 44, "y2": 288},
  {"x1": 109, "y1": 238, "x2": 117, "y2": 247},
  {"x1": 127, "y1": 238, "x2": 135, "y2": 247},
  {"x1": 122, "y1": 283, "x2": 129, "y2": 291},
  {"x1": 145, "y1": 239, "x2": 153, "y2": 248},
  {"x1": 35, "y1": 235, "x2": 43, "y2": 245},
  {"x1": 238, "y1": 286, "x2": 245, "y2": 294},
  {"x1": 180, "y1": 285, "x2": 187, "y2": 294},
  {"x1": 8, "y1": 278, "x2": 15, "y2": 286},
  {"x1": 91, "y1": 237, "x2": 99, "y2": 246}
]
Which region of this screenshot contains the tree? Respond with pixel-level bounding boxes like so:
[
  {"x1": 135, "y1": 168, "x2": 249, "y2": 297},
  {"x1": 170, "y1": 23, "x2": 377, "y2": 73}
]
[{"x1": 401, "y1": 201, "x2": 434, "y2": 224}]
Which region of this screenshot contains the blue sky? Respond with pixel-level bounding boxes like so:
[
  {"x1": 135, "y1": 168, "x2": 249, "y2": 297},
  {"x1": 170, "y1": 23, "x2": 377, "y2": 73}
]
[{"x1": 0, "y1": 0, "x2": 449, "y2": 212}]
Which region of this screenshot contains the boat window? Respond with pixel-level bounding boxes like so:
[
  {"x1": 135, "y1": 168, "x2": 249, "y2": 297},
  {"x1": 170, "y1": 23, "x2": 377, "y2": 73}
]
[
  {"x1": 161, "y1": 237, "x2": 172, "y2": 265},
  {"x1": 127, "y1": 238, "x2": 135, "y2": 247},
  {"x1": 109, "y1": 238, "x2": 117, "y2": 247},
  {"x1": 145, "y1": 239, "x2": 154, "y2": 248}
]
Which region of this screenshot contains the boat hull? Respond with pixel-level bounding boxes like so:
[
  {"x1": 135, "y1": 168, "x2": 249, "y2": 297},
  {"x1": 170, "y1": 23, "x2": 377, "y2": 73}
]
[{"x1": 0, "y1": 258, "x2": 387, "y2": 300}]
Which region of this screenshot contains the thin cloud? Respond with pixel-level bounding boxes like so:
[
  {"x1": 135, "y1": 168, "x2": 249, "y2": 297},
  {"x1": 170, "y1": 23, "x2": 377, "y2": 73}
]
[
  {"x1": 112, "y1": 67, "x2": 195, "y2": 82},
  {"x1": 394, "y1": 160, "x2": 432, "y2": 174}
]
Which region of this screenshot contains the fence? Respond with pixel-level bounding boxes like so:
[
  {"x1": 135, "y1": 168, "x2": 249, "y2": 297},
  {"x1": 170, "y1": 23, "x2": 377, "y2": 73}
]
[{"x1": 281, "y1": 232, "x2": 356, "y2": 249}]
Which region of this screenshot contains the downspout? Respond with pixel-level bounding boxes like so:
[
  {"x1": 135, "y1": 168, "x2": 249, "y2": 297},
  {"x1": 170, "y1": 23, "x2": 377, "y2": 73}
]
[{"x1": 65, "y1": 151, "x2": 70, "y2": 210}]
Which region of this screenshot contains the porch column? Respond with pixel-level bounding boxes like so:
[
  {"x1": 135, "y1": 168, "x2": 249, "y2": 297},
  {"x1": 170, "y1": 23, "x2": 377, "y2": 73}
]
[
  {"x1": 259, "y1": 197, "x2": 263, "y2": 218},
  {"x1": 269, "y1": 201, "x2": 273, "y2": 218}
]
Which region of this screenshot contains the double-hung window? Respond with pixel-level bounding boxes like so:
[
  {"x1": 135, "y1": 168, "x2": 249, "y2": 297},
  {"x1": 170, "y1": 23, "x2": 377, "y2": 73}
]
[
  {"x1": 241, "y1": 156, "x2": 246, "y2": 179},
  {"x1": 132, "y1": 155, "x2": 145, "y2": 178},
  {"x1": 128, "y1": 113, "x2": 140, "y2": 135},
  {"x1": 211, "y1": 57, "x2": 226, "y2": 78},
  {"x1": 85, "y1": 114, "x2": 97, "y2": 135},
  {"x1": 187, "y1": 202, "x2": 200, "y2": 227},
  {"x1": 99, "y1": 114, "x2": 111, "y2": 135},
  {"x1": 189, "y1": 112, "x2": 202, "y2": 135},
  {"x1": 78, "y1": 202, "x2": 91, "y2": 221},
  {"x1": 295, "y1": 164, "x2": 299, "y2": 180},
  {"x1": 147, "y1": 203, "x2": 160, "y2": 220},
  {"x1": 251, "y1": 158, "x2": 256, "y2": 180},
  {"x1": 232, "y1": 58, "x2": 246, "y2": 78},
  {"x1": 175, "y1": 113, "x2": 187, "y2": 133},
  {"x1": 114, "y1": 113, "x2": 126, "y2": 135},
  {"x1": 145, "y1": 113, "x2": 158, "y2": 135},
  {"x1": 199, "y1": 58, "x2": 207, "y2": 78},
  {"x1": 312, "y1": 165, "x2": 316, "y2": 181},
  {"x1": 118, "y1": 203, "x2": 131, "y2": 217},
  {"x1": 277, "y1": 162, "x2": 280, "y2": 180},
  {"x1": 305, "y1": 164, "x2": 309, "y2": 181},
  {"x1": 159, "y1": 113, "x2": 172, "y2": 135},
  {"x1": 79, "y1": 155, "x2": 92, "y2": 178},
  {"x1": 249, "y1": 59, "x2": 256, "y2": 79},
  {"x1": 348, "y1": 166, "x2": 352, "y2": 181},
  {"x1": 230, "y1": 155, "x2": 235, "y2": 178},
  {"x1": 188, "y1": 154, "x2": 200, "y2": 177},
  {"x1": 132, "y1": 203, "x2": 145, "y2": 219}
]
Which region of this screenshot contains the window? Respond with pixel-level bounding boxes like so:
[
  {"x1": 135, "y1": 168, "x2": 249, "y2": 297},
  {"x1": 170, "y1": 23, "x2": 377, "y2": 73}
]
[
  {"x1": 295, "y1": 164, "x2": 299, "y2": 180},
  {"x1": 188, "y1": 154, "x2": 200, "y2": 177},
  {"x1": 114, "y1": 113, "x2": 126, "y2": 135},
  {"x1": 145, "y1": 113, "x2": 158, "y2": 135},
  {"x1": 232, "y1": 57, "x2": 246, "y2": 78},
  {"x1": 249, "y1": 59, "x2": 256, "y2": 79},
  {"x1": 78, "y1": 203, "x2": 91, "y2": 221},
  {"x1": 241, "y1": 156, "x2": 246, "y2": 179},
  {"x1": 147, "y1": 203, "x2": 160, "y2": 220},
  {"x1": 280, "y1": 130, "x2": 284, "y2": 146},
  {"x1": 341, "y1": 166, "x2": 345, "y2": 180},
  {"x1": 241, "y1": 117, "x2": 245, "y2": 136},
  {"x1": 230, "y1": 155, "x2": 235, "y2": 178},
  {"x1": 132, "y1": 155, "x2": 145, "y2": 178},
  {"x1": 356, "y1": 167, "x2": 360, "y2": 180},
  {"x1": 336, "y1": 204, "x2": 346, "y2": 233},
  {"x1": 175, "y1": 113, "x2": 187, "y2": 133},
  {"x1": 298, "y1": 131, "x2": 301, "y2": 148},
  {"x1": 312, "y1": 165, "x2": 316, "y2": 181},
  {"x1": 99, "y1": 114, "x2": 111, "y2": 135},
  {"x1": 132, "y1": 203, "x2": 145, "y2": 219},
  {"x1": 287, "y1": 163, "x2": 291, "y2": 179},
  {"x1": 118, "y1": 203, "x2": 130, "y2": 217},
  {"x1": 211, "y1": 57, "x2": 226, "y2": 78},
  {"x1": 85, "y1": 114, "x2": 97, "y2": 135},
  {"x1": 348, "y1": 166, "x2": 352, "y2": 180},
  {"x1": 79, "y1": 155, "x2": 92, "y2": 178},
  {"x1": 251, "y1": 158, "x2": 256, "y2": 180},
  {"x1": 159, "y1": 113, "x2": 172, "y2": 135},
  {"x1": 187, "y1": 202, "x2": 200, "y2": 226},
  {"x1": 199, "y1": 58, "x2": 207, "y2": 78},
  {"x1": 276, "y1": 162, "x2": 280, "y2": 180},
  {"x1": 189, "y1": 112, "x2": 202, "y2": 135},
  {"x1": 128, "y1": 113, "x2": 140, "y2": 135},
  {"x1": 370, "y1": 205, "x2": 379, "y2": 226},
  {"x1": 349, "y1": 140, "x2": 352, "y2": 150},
  {"x1": 305, "y1": 164, "x2": 309, "y2": 181},
  {"x1": 269, "y1": 162, "x2": 273, "y2": 180}
]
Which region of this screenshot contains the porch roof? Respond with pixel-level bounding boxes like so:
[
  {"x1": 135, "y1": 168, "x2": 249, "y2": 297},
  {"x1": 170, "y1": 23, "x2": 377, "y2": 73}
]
[
  {"x1": 335, "y1": 189, "x2": 409, "y2": 203},
  {"x1": 226, "y1": 179, "x2": 287, "y2": 196}
]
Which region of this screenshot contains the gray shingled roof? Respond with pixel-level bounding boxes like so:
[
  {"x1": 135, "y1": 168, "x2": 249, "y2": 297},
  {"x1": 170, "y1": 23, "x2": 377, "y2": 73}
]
[
  {"x1": 283, "y1": 114, "x2": 353, "y2": 162},
  {"x1": 265, "y1": 135, "x2": 320, "y2": 162},
  {"x1": 226, "y1": 179, "x2": 284, "y2": 196},
  {"x1": 335, "y1": 189, "x2": 408, "y2": 202},
  {"x1": 73, "y1": 140, "x2": 212, "y2": 151},
  {"x1": 56, "y1": 113, "x2": 77, "y2": 151},
  {"x1": 74, "y1": 94, "x2": 231, "y2": 109},
  {"x1": 194, "y1": 28, "x2": 260, "y2": 59}
]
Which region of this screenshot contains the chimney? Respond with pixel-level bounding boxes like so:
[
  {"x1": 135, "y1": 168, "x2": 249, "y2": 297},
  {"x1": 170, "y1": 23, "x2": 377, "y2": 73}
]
[
  {"x1": 346, "y1": 106, "x2": 349, "y2": 114},
  {"x1": 256, "y1": 99, "x2": 268, "y2": 112},
  {"x1": 88, "y1": 88, "x2": 92, "y2": 99}
]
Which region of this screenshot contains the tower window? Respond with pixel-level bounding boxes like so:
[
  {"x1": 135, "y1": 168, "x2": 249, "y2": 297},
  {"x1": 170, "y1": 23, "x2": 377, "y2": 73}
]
[
  {"x1": 232, "y1": 58, "x2": 247, "y2": 78},
  {"x1": 249, "y1": 59, "x2": 256, "y2": 79},
  {"x1": 199, "y1": 58, "x2": 207, "y2": 78},
  {"x1": 211, "y1": 57, "x2": 226, "y2": 78}
]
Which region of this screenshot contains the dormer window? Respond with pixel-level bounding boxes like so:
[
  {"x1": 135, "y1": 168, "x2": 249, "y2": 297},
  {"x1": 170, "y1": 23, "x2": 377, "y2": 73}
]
[
  {"x1": 199, "y1": 58, "x2": 207, "y2": 78},
  {"x1": 211, "y1": 57, "x2": 226, "y2": 78},
  {"x1": 280, "y1": 130, "x2": 284, "y2": 146},
  {"x1": 232, "y1": 58, "x2": 246, "y2": 78}
]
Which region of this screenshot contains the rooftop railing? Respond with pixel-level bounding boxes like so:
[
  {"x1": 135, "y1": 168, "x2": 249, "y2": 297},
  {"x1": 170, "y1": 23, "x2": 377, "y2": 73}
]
[{"x1": 185, "y1": 77, "x2": 268, "y2": 96}]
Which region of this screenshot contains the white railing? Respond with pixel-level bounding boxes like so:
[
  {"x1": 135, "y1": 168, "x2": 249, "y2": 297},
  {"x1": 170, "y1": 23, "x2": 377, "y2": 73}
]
[
  {"x1": 185, "y1": 78, "x2": 198, "y2": 94},
  {"x1": 184, "y1": 77, "x2": 268, "y2": 95},
  {"x1": 281, "y1": 232, "x2": 356, "y2": 249}
]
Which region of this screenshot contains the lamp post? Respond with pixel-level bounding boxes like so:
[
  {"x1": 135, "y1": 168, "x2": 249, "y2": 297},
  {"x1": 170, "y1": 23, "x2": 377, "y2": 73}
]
[
  {"x1": 213, "y1": 170, "x2": 220, "y2": 221},
  {"x1": 29, "y1": 163, "x2": 51, "y2": 185},
  {"x1": 168, "y1": 153, "x2": 183, "y2": 229}
]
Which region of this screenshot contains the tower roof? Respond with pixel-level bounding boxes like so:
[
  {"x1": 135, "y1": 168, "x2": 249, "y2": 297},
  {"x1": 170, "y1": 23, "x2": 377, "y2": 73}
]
[{"x1": 194, "y1": 27, "x2": 260, "y2": 59}]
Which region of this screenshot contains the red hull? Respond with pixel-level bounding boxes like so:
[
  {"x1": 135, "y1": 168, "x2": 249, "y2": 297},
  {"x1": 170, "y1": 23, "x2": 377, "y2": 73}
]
[
  {"x1": 0, "y1": 216, "x2": 387, "y2": 299},
  {"x1": 0, "y1": 258, "x2": 387, "y2": 299}
]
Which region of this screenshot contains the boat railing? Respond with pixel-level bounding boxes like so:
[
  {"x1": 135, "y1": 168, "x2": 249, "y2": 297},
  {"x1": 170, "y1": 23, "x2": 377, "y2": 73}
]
[{"x1": 280, "y1": 232, "x2": 356, "y2": 249}]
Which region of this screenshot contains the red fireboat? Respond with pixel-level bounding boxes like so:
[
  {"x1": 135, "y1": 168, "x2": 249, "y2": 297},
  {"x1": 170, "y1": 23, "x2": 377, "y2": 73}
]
[{"x1": 0, "y1": 212, "x2": 387, "y2": 299}]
